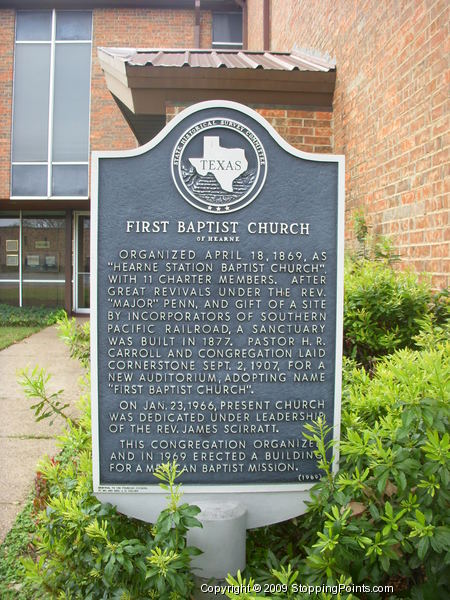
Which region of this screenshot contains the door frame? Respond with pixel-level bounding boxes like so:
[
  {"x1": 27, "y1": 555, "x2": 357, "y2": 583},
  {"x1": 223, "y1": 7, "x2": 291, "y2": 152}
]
[{"x1": 73, "y1": 211, "x2": 90, "y2": 314}]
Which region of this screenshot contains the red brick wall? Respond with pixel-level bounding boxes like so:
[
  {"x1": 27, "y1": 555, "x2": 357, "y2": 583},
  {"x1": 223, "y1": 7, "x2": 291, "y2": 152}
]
[
  {"x1": 167, "y1": 103, "x2": 333, "y2": 153},
  {"x1": 247, "y1": 0, "x2": 264, "y2": 50},
  {"x1": 269, "y1": 0, "x2": 449, "y2": 288},
  {"x1": 0, "y1": 11, "x2": 15, "y2": 200},
  {"x1": 200, "y1": 10, "x2": 213, "y2": 48},
  {"x1": 255, "y1": 108, "x2": 333, "y2": 153},
  {"x1": 91, "y1": 8, "x2": 212, "y2": 153}
]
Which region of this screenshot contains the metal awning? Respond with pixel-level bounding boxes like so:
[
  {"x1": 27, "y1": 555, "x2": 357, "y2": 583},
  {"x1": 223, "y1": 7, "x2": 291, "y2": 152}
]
[
  {"x1": 111, "y1": 48, "x2": 335, "y2": 71},
  {"x1": 98, "y1": 47, "x2": 336, "y2": 143}
]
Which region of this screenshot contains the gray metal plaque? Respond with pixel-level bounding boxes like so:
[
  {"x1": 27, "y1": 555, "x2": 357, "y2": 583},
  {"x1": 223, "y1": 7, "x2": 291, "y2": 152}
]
[{"x1": 91, "y1": 101, "x2": 344, "y2": 525}]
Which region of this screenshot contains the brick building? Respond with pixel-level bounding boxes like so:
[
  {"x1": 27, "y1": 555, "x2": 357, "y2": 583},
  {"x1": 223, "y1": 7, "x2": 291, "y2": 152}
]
[
  {"x1": 0, "y1": 0, "x2": 447, "y2": 313},
  {"x1": 266, "y1": 0, "x2": 449, "y2": 289}
]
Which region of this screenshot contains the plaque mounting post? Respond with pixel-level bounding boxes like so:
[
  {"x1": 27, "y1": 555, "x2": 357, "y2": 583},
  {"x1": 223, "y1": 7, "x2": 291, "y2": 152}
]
[{"x1": 187, "y1": 502, "x2": 247, "y2": 579}]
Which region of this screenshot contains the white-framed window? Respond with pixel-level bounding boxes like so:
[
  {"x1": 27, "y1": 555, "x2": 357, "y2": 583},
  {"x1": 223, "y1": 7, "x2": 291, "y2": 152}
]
[
  {"x1": 11, "y1": 10, "x2": 92, "y2": 199},
  {"x1": 212, "y1": 12, "x2": 243, "y2": 49},
  {"x1": 0, "y1": 211, "x2": 67, "y2": 308}
]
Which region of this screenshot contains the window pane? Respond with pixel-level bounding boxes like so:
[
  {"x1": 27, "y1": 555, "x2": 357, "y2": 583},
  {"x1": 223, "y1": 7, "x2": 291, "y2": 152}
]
[
  {"x1": 213, "y1": 13, "x2": 243, "y2": 45},
  {"x1": 0, "y1": 283, "x2": 20, "y2": 306},
  {"x1": 11, "y1": 165, "x2": 48, "y2": 196},
  {"x1": 52, "y1": 165, "x2": 88, "y2": 196},
  {"x1": 0, "y1": 217, "x2": 20, "y2": 275},
  {"x1": 22, "y1": 282, "x2": 65, "y2": 308},
  {"x1": 77, "y1": 215, "x2": 90, "y2": 309},
  {"x1": 16, "y1": 11, "x2": 52, "y2": 41},
  {"x1": 22, "y1": 217, "x2": 66, "y2": 280},
  {"x1": 12, "y1": 44, "x2": 50, "y2": 162},
  {"x1": 78, "y1": 274, "x2": 90, "y2": 309},
  {"x1": 52, "y1": 44, "x2": 91, "y2": 162},
  {"x1": 56, "y1": 11, "x2": 92, "y2": 40}
]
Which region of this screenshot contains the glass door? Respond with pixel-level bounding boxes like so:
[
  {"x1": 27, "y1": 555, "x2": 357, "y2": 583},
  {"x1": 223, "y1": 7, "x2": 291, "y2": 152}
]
[{"x1": 74, "y1": 213, "x2": 90, "y2": 312}]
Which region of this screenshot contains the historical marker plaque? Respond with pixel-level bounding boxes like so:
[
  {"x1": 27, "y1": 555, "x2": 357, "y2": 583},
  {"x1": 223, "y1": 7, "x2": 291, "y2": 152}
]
[{"x1": 92, "y1": 101, "x2": 344, "y2": 526}]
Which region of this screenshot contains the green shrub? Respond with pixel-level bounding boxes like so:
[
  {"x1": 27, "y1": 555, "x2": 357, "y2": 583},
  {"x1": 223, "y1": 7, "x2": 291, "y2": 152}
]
[
  {"x1": 0, "y1": 303, "x2": 65, "y2": 327},
  {"x1": 350, "y1": 209, "x2": 400, "y2": 265},
  {"x1": 299, "y1": 346, "x2": 449, "y2": 598},
  {"x1": 241, "y1": 340, "x2": 450, "y2": 599},
  {"x1": 19, "y1": 381, "x2": 202, "y2": 599},
  {"x1": 343, "y1": 260, "x2": 432, "y2": 369},
  {"x1": 19, "y1": 366, "x2": 70, "y2": 426},
  {"x1": 57, "y1": 313, "x2": 90, "y2": 368},
  {"x1": 0, "y1": 493, "x2": 36, "y2": 599},
  {"x1": 429, "y1": 288, "x2": 449, "y2": 325},
  {"x1": 343, "y1": 211, "x2": 448, "y2": 371},
  {"x1": 341, "y1": 344, "x2": 448, "y2": 430}
]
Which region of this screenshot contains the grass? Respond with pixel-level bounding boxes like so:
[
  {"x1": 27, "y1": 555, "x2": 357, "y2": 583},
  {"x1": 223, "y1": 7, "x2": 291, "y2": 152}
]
[
  {"x1": 0, "y1": 326, "x2": 42, "y2": 351},
  {"x1": 0, "y1": 494, "x2": 35, "y2": 600}
]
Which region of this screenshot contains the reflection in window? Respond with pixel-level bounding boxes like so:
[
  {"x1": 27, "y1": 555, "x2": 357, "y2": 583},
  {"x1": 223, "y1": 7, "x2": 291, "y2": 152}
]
[
  {"x1": 52, "y1": 165, "x2": 89, "y2": 196},
  {"x1": 56, "y1": 11, "x2": 92, "y2": 41},
  {"x1": 22, "y1": 282, "x2": 65, "y2": 308},
  {"x1": 15, "y1": 10, "x2": 52, "y2": 41},
  {"x1": 0, "y1": 216, "x2": 20, "y2": 275},
  {"x1": 0, "y1": 283, "x2": 20, "y2": 306},
  {"x1": 11, "y1": 164, "x2": 48, "y2": 197},
  {"x1": 0, "y1": 215, "x2": 20, "y2": 305},
  {"x1": 52, "y1": 44, "x2": 91, "y2": 162},
  {"x1": 212, "y1": 12, "x2": 243, "y2": 49},
  {"x1": 11, "y1": 44, "x2": 50, "y2": 163},
  {"x1": 22, "y1": 217, "x2": 65, "y2": 281},
  {"x1": 0, "y1": 213, "x2": 66, "y2": 307}
]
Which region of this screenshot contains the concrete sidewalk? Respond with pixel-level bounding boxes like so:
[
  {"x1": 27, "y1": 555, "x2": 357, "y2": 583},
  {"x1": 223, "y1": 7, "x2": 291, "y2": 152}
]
[{"x1": 0, "y1": 324, "x2": 85, "y2": 542}]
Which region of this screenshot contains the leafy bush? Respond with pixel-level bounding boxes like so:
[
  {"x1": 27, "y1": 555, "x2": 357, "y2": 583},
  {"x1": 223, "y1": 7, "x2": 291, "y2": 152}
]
[
  {"x1": 428, "y1": 288, "x2": 450, "y2": 328},
  {"x1": 57, "y1": 313, "x2": 90, "y2": 368},
  {"x1": 240, "y1": 340, "x2": 450, "y2": 599},
  {"x1": 343, "y1": 260, "x2": 432, "y2": 369},
  {"x1": 0, "y1": 493, "x2": 35, "y2": 599},
  {"x1": 0, "y1": 303, "x2": 65, "y2": 327},
  {"x1": 303, "y1": 346, "x2": 449, "y2": 592},
  {"x1": 350, "y1": 209, "x2": 400, "y2": 265},
  {"x1": 343, "y1": 211, "x2": 448, "y2": 371},
  {"x1": 341, "y1": 343, "x2": 448, "y2": 430},
  {"x1": 19, "y1": 381, "x2": 202, "y2": 599},
  {"x1": 19, "y1": 366, "x2": 70, "y2": 426}
]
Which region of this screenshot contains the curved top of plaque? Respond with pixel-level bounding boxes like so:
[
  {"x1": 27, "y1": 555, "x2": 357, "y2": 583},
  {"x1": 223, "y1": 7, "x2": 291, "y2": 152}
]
[
  {"x1": 91, "y1": 99, "x2": 345, "y2": 222},
  {"x1": 92, "y1": 99, "x2": 344, "y2": 168}
]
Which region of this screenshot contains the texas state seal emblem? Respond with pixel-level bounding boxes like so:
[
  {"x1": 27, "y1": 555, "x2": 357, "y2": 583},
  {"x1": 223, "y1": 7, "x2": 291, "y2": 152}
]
[{"x1": 171, "y1": 118, "x2": 267, "y2": 214}]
